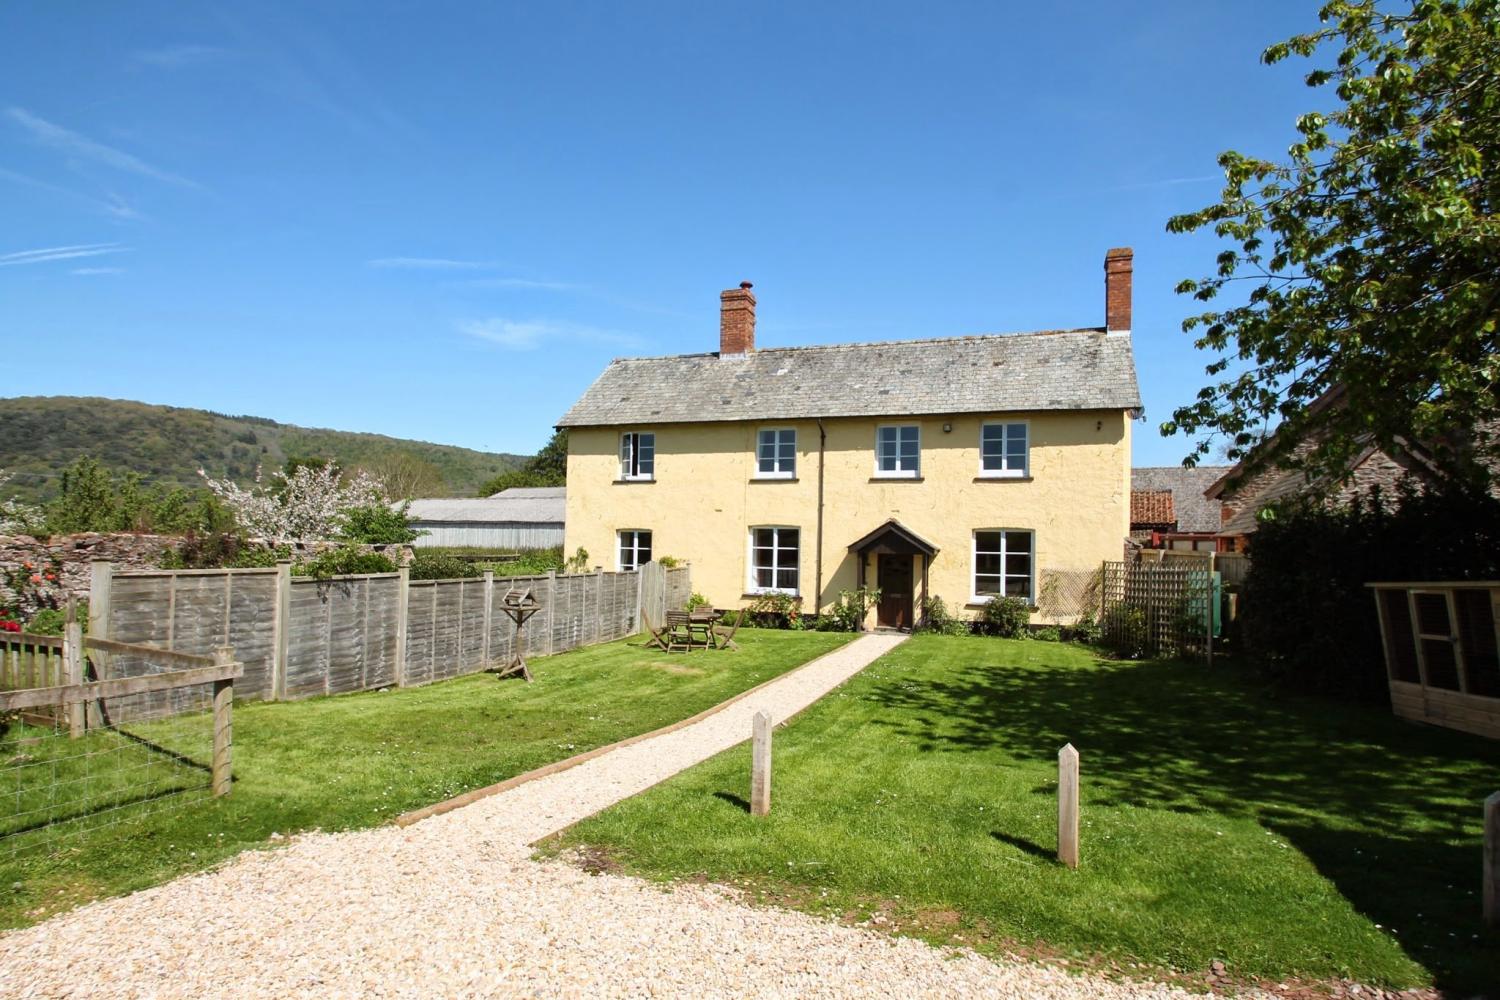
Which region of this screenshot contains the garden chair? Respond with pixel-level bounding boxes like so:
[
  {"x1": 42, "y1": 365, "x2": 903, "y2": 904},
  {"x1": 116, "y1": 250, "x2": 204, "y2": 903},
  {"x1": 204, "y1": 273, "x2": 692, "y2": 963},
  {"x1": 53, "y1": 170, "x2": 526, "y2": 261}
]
[
  {"x1": 640, "y1": 613, "x2": 672, "y2": 652},
  {"x1": 714, "y1": 608, "x2": 746, "y2": 650},
  {"x1": 664, "y1": 610, "x2": 697, "y2": 652}
]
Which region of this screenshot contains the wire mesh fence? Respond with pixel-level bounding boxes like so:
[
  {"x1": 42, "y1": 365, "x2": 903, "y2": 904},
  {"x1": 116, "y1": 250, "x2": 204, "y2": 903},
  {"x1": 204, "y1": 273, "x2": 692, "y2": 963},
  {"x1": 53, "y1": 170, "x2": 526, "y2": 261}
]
[
  {"x1": 1, "y1": 694, "x2": 216, "y2": 856},
  {"x1": 0, "y1": 628, "x2": 238, "y2": 857}
]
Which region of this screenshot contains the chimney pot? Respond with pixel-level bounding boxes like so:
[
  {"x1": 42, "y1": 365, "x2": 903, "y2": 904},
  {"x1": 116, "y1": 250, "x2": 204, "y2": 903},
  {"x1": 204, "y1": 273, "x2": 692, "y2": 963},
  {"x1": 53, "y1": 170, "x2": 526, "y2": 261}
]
[
  {"x1": 720, "y1": 281, "x2": 756, "y2": 355},
  {"x1": 1104, "y1": 247, "x2": 1132, "y2": 335}
]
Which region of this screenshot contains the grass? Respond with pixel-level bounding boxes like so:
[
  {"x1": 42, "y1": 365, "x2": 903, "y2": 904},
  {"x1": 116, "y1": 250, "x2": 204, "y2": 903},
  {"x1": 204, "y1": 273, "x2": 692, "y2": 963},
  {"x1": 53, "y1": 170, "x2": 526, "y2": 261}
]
[
  {"x1": 0, "y1": 627, "x2": 851, "y2": 928},
  {"x1": 547, "y1": 634, "x2": 1500, "y2": 994}
]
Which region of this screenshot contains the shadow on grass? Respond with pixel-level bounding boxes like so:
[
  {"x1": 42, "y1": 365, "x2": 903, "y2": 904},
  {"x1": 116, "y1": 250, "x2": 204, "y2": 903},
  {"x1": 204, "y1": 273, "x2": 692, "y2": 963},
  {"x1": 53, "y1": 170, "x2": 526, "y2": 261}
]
[
  {"x1": 713, "y1": 791, "x2": 751, "y2": 813},
  {"x1": 866, "y1": 652, "x2": 1500, "y2": 995},
  {"x1": 989, "y1": 830, "x2": 1052, "y2": 861}
]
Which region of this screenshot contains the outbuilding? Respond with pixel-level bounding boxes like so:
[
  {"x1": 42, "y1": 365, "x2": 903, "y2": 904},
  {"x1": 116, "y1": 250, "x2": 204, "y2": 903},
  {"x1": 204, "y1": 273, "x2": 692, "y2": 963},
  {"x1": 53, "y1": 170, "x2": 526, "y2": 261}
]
[{"x1": 406, "y1": 487, "x2": 565, "y2": 550}]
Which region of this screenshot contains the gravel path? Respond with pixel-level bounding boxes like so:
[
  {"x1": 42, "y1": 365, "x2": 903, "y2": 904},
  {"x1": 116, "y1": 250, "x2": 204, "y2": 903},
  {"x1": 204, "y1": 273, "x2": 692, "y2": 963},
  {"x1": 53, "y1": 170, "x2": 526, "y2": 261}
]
[{"x1": 0, "y1": 634, "x2": 1230, "y2": 999}]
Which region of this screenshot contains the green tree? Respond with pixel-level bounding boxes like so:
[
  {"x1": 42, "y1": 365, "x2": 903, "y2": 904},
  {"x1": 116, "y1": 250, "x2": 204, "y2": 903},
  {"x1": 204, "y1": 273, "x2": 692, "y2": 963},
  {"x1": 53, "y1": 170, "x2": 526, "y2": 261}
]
[
  {"x1": 339, "y1": 502, "x2": 421, "y2": 544},
  {"x1": 476, "y1": 430, "x2": 568, "y2": 496},
  {"x1": 46, "y1": 457, "x2": 120, "y2": 533},
  {"x1": 1165, "y1": 0, "x2": 1500, "y2": 489}
]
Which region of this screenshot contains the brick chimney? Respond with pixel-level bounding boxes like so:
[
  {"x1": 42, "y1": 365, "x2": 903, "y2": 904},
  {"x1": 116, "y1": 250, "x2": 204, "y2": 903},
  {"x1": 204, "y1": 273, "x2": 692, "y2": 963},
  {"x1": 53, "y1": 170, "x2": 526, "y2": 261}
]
[
  {"x1": 720, "y1": 281, "x2": 756, "y2": 355},
  {"x1": 1104, "y1": 247, "x2": 1132, "y2": 335}
]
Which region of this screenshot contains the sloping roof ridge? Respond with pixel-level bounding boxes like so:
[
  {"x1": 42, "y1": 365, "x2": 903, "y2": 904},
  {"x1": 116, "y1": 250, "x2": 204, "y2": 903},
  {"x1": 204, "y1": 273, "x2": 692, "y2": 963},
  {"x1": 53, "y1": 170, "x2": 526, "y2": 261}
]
[{"x1": 603, "y1": 327, "x2": 1110, "y2": 365}]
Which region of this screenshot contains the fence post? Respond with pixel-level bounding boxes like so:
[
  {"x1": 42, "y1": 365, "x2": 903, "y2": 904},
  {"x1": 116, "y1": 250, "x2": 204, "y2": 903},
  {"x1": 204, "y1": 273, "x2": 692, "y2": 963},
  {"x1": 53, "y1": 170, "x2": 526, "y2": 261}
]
[
  {"x1": 1058, "y1": 743, "x2": 1079, "y2": 869},
  {"x1": 596, "y1": 568, "x2": 605, "y2": 645},
  {"x1": 482, "y1": 570, "x2": 494, "y2": 667},
  {"x1": 1486, "y1": 791, "x2": 1500, "y2": 927},
  {"x1": 63, "y1": 601, "x2": 84, "y2": 739},
  {"x1": 751, "y1": 710, "x2": 773, "y2": 816},
  {"x1": 270, "y1": 560, "x2": 291, "y2": 701},
  {"x1": 85, "y1": 559, "x2": 113, "y2": 729},
  {"x1": 211, "y1": 647, "x2": 235, "y2": 797},
  {"x1": 394, "y1": 553, "x2": 411, "y2": 687},
  {"x1": 546, "y1": 570, "x2": 556, "y2": 656}
]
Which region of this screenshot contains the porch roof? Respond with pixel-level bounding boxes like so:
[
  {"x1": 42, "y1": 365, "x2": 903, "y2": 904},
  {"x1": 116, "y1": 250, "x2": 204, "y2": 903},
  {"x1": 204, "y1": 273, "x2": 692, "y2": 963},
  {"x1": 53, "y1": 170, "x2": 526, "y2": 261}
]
[{"x1": 847, "y1": 518, "x2": 939, "y2": 557}]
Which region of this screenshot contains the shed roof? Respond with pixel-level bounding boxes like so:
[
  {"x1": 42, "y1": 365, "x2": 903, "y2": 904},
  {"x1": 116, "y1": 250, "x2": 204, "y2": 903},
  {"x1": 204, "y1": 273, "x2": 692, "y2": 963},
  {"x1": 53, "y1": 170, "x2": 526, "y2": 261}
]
[
  {"x1": 1129, "y1": 490, "x2": 1175, "y2": 529},
  {"x1": 1130, "y1": 466, "x2": 1230, "y2": 534},
  {"x1": 407, "y1": 487, "x2": 565, "y2": 524},
  {"x1": 558, "y1": 329, "x2": 1141, "y2": 427}
]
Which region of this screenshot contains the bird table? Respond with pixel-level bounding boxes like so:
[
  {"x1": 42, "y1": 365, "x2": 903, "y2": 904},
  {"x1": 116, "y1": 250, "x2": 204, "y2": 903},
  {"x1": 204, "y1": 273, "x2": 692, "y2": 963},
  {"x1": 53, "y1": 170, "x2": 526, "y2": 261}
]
[{"x1": 495, "y1": 586, "x2": 543, "y2": 682}]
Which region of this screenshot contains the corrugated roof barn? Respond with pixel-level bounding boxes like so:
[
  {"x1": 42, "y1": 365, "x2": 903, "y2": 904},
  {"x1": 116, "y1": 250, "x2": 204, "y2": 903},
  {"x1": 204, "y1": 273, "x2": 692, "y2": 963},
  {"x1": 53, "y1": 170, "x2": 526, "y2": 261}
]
[{"x1": 407, "y1": 487, "x2": 565, "y2": 550}]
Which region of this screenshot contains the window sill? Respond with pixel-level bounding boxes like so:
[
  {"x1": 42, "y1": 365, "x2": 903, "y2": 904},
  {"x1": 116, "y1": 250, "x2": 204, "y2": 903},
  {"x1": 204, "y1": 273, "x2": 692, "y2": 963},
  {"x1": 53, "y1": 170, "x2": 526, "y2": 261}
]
[
  {"x1": 613, "y1": 478, "x2": 656, "y2": 485},
  {"x1": 743, "y1": 591, "x2": 801, "y2": 600},
  {"x1": 750, "y1": 476, "x2": 799, "y2": 483},
  {"x1": 966, "y1": 601, "x2": 1038, "y2": 611},
  {"x1": 869, "y1": 476, "x2": 924, "y2": 483},
  {"x1": 974, "y1": 475, "x2": 1033, "y2": 483}
]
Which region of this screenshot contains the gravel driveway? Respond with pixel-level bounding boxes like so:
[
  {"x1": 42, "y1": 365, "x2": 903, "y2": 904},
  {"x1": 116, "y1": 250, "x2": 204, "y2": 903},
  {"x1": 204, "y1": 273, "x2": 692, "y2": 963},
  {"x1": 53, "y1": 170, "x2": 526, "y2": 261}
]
[{"x1": 0, "y1": 633, "x2": 1226, "y2": 999}]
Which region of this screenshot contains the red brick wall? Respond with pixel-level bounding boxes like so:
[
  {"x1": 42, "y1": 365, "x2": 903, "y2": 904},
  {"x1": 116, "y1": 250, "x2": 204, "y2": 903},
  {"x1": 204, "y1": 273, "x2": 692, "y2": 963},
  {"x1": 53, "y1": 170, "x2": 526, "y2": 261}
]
[{"x1": 719, "y1": 283, "x2": 756, "y2": 354}]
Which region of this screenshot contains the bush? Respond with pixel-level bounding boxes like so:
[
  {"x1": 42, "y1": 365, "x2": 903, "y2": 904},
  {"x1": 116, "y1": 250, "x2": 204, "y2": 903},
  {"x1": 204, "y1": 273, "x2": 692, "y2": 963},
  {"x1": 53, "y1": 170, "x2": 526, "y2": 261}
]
[
  {"x1": 1102, "y1": 603, "x2": 1149, "y2": 659},
  {"x1": 293, "y1": 546, "x2": 397, "y2": 579},
  {"x1": 1069, "y1": 610, "x2": 1103, "y2": 646},
  {"x1": 1032, "y1": 625, "x2": 1062, "y2": 642},
  {"x1": 408, "y1": 552, "x2": 480, "y2": 581},
  {"x1": 820, "y1": 587, "x2": 880, "y2": 632},
  {"x1": 657, "y1": 555, "x2": 681, "y2": 568},
  {"x1": 746, "y1": 591, "x2": 802, "y2": 629},
  {"x1": 918, "y1": 596, "x2": 972, "y2": 636},
  {"x1": 161, "y1": 531, "x2": 286, "y2": 569},
  {"x1": 340, "y1": 503, "x2": 420, "y2": 544},
  {"x1": 976, "y1": 596, "x2": 1030, "y2": 638},
  {"x1": 684, "y1": 591, "x2": 710, "y2": 612},
  {"x1": 1243, "y1": 482, "x2": 1500, "y2": 700}
]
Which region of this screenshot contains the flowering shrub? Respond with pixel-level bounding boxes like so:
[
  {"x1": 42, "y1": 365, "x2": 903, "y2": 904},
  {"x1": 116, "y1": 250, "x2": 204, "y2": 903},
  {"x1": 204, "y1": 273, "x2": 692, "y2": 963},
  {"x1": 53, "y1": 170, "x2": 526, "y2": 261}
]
[
  {"x1": 0, "y1": 470, "x2": 43, "y2": 536},
  {"x1": 198, "y1": 463, "x2": 391, "y2": 541},
  {"x1": 1, "y1": 558, "x2": 64, "y2": 623}
]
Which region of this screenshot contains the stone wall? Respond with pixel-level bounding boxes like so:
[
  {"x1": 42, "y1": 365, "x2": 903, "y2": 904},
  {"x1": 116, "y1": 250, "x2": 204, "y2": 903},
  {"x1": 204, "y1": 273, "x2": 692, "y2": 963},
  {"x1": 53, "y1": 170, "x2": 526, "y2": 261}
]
[{"x1": 0, "y1": 532, "x2": 414, "y2": 611}]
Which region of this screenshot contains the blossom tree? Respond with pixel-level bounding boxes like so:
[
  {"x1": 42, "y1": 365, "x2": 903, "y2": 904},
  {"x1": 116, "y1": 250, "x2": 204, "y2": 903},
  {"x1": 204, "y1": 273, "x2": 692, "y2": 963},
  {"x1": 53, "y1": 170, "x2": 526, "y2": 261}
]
[
  {"x1": 0, "y1": 470, "x2": 44, "y2": 536},
  {"x1": 198, "y1": 463, "x2": 389, "y2": 540}
]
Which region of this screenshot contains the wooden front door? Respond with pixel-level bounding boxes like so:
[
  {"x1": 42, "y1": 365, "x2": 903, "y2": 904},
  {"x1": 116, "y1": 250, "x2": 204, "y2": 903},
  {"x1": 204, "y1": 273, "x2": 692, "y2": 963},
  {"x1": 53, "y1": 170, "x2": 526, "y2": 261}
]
[{"x1": 877, "y1": 554, "x2": 914, "y2": 629}]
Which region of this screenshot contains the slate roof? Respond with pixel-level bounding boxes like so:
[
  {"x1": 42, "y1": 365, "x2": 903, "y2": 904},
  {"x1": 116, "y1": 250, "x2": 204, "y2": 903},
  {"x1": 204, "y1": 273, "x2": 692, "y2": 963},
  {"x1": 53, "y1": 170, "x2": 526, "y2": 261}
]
[
  {"x1": 1130, "y1": 466, "x2": 1230, "y2": 534},
  {"x1": 1129, "y1": 490, "x2": 1175, "y2": 529},
  {"x1": 407, "y1": 487, "x2": 565, "y2": 524},
  {"x1": 557, "y1": 330, "x2": 1141, "y2": 427}
]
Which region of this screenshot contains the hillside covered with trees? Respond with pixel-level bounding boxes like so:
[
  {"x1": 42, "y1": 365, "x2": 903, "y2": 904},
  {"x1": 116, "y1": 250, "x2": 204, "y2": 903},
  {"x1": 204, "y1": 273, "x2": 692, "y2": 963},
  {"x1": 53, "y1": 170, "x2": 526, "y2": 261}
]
[{"x1": 0, "y1": 397, "x2": 525, "y2": 502}]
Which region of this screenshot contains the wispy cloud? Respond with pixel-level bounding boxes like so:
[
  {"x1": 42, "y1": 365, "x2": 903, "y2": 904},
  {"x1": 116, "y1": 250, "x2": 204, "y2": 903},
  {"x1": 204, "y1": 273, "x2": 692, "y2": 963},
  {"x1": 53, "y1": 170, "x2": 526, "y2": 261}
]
[
  {"x1": 131, "y1": 44, "x2": 229, "y2": 69},
  {"x1": 0, "y1": 167, "x2": 148, "y2": 222},
  {"x1": 71, "y1": 266, "x2": 126, "y2": 275},
  {"x1": 460, "y1": 277, "x2": 578, "y2": 291},
  {"x1": 368, "y1": 257, "x2": 500, "y2": 271},
  {"x1": 458, "y1": 318, "x2": 644, "y2": 352},
  {"x1": 0, "y1": 243, "x2": 131, "y2": 267},
  {"x1": 6, "y1": 107, "x2": 200, "y2": 189}
]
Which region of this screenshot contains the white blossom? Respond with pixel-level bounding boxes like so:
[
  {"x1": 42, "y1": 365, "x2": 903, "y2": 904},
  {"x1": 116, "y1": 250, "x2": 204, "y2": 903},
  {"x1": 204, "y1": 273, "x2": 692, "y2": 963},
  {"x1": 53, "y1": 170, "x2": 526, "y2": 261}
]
[
  {"x1": 0, "y1": 470, "x2": 44, "y2": 536},
  {"x1": 198, "y1": 464, "x2": 388, "y2": 541}
]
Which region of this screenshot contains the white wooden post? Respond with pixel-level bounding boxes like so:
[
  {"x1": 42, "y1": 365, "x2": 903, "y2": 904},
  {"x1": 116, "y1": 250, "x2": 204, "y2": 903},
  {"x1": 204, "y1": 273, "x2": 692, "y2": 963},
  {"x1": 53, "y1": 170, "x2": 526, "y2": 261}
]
[
  {"x1": 482, "y1": 570, "x2": 495, "y2": 667},
  {"x1": 751, "y1": 710, "x2": 773, "y2": 816},
  {"x1": 1485, "y1": 791, "x2": 1500, "y2": 927},
  {"x1": 271, "y1": 560, "x2": 291, "y2": 701},
  {"x1": 1058, "y1": 743, "x2": 1079, "y2": 869},
  {"x1": 546, "y1": 569, "x2": 557, "y2": 656},
  {"x1": 394, "y1": 554, "x2": 410, "y2": 687}
]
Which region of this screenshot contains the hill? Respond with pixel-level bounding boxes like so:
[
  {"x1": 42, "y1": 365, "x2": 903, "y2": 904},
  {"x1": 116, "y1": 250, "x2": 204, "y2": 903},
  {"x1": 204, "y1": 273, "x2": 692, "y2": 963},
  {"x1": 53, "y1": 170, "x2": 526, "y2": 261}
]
[{"x1": 0, "y1": 396, "x2": 525, "y2": 502}]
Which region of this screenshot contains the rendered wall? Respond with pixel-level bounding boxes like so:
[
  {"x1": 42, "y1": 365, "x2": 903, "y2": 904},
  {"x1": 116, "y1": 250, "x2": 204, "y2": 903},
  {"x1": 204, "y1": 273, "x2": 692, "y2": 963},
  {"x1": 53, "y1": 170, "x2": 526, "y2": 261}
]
[{"x1": 564, "y1": 410, "x2": 1131, "y2": 622}]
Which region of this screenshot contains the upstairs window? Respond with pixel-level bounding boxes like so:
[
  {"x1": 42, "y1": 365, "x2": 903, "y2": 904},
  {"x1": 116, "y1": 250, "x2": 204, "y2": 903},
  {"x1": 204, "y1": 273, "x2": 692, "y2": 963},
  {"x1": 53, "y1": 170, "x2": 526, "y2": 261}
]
[
  {"x1": 875, "y1": 425, "x2": 920, "y2": 478},
  {"x1": 980, "y1": 422, "x2": 1029, "y2": 477},
  {"x1": 756, "y1": 428, "x2": 796, "y2": 478},
  {"x1": 618, "y1": 529, "x2": 652, "y2": 571},
  {"x1": 749, "y1": 526, "x2": 800, "y2": 594},
  {"x1": 619, "y1": 431, "x2": 655, "y2": 480},
  {"x1": 973, "y1": 529, "x2": 1033, "y2": 602}
]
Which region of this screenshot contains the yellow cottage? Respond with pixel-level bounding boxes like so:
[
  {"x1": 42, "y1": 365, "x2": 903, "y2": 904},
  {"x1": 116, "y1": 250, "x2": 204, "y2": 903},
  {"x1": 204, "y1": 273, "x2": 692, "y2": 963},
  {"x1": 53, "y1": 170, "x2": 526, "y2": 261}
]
[{"x1": 558, "y1": 248, "x2": 1142, "y2": 630}]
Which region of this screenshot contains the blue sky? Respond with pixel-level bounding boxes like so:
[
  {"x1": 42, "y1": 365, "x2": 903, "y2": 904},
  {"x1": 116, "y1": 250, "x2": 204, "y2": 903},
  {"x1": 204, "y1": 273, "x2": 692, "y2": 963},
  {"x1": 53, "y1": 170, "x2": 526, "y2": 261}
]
[{"x1": 1, "y1": 1, "x2": 1324, "y2": 466}]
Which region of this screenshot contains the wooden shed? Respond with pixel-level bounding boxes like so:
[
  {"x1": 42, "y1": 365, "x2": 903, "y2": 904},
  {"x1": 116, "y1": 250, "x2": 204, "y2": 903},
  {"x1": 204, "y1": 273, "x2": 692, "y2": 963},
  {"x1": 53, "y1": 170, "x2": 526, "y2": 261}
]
[
  {"x1": 1369, "y1": 581, "x2": 1500, "y2": 739},
  {"x1": 406, "y1": 487, "x2": 565, "y2": 550}
]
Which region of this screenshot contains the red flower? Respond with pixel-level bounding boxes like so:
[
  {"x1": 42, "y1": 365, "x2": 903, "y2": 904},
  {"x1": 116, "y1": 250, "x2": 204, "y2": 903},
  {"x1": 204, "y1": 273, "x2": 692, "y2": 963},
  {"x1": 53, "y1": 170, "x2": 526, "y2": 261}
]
[
  {"x1": 0, "y1": 621, "x2": 19, "y2": 633},
  {"x1": 29, "y1": 575, "x2": 41, "y2": 584}
]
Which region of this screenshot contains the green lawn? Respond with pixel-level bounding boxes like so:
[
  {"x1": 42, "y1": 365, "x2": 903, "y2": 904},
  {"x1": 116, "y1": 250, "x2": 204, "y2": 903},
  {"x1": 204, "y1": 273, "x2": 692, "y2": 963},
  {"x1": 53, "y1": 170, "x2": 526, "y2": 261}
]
[
  {"x1": 0, "y1": 627, "x2": 851, "y2": 928},
  {"x1": 547, "y1": 635, "x2": 1500, "y2": 994}
]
